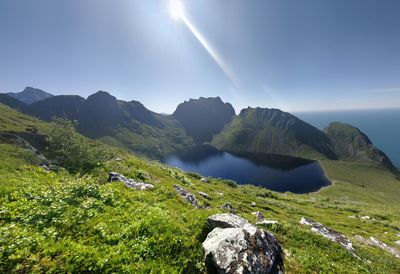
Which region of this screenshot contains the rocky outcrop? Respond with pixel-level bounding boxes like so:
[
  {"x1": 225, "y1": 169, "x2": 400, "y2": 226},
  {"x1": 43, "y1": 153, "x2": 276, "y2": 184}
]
[
  {"x1": 253, "y1": 211, "x2": 278, "y2": 225},
  {"x1": 221, "y1": 202, "x2": 236, "y2": 213},
  {"x1": 108, "y1": 172, "x2": 154, "y2": 190},
  {"x1": 198, "y1": 191, "x2": 212, "y2": 200},
  {"x1": 354, "y1": 235, "x2": 400, "y2": 259},
  {"x1": 174, "y1": 185, "x2": 200, "y2": 208},
  {"x1": 203, "y1": 214, "x2": 284, "y2": 273},
  {"x1": 300, "y1": 217, "x2": 355, "y2": 255}
]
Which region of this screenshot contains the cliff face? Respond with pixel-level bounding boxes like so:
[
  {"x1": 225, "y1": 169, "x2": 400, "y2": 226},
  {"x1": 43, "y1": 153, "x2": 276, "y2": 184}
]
[
  {"x1": 173, "y1": 97, "x2": 236, "y2": 144},
  {"x1": 325, "y1": 122, "x2": 399, "y2": 175},
  {"x1": 213, "y1": 107, "x2": 338, "y2": 159}
]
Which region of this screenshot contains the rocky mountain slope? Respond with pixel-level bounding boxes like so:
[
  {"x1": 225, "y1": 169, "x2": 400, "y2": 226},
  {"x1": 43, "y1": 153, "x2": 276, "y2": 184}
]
[
  {"x1": 1, "y1": 88, "x2": 399, "y2": 176},
  {"x1": 173, "y1": 97, "x2": 235, "y2": 144},
  {"x1": 213, "y1": 107, "x2": 338, "y2": 160},
  {"x1": 325, "y1": 122, "x2": 400, "y2": 175},
  {"x1": 1, "y1": 102, "x2": 400, "y2": 273},
  {"x1": 6, "y1": 86, "x2": 53, "y2": 104},
  {"x1": 1, "y1": 91, "x2": 194, "y2": 158}
]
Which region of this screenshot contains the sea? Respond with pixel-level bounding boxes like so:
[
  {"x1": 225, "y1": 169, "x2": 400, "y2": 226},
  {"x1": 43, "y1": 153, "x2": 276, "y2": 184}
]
[{"x1": 294, "y1": 108, "x2": 400, "y2": 168}]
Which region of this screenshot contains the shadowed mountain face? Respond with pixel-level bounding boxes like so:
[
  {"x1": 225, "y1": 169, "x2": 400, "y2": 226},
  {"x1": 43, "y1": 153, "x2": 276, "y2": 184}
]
[
  {"x1": 7, "y1": 87, "x2": 53, "y2": 104},
  {"x1": 0, "y1": 94, "x2": 27, "y2": 111},
  {"x1": 173, "y1": 97, "x2": 235, "y2": 144},
  {"x1": 325, "y1": 122, "x2": 400, "y2": 175},
  {"x1": 16, "y1": 91, "x2": 194, "y2": 158},
  {"x1": 213, "y1": 107, "x2": 338, "y2": 160}
]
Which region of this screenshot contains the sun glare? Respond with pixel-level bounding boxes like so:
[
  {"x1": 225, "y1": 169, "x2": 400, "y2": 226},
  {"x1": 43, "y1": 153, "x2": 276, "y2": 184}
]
[{"x1": 170, "y1": 0, "x2": 184, "y2": 20}]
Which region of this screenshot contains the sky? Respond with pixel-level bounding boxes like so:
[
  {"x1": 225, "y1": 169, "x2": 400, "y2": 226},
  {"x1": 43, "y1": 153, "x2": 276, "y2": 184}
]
[{"x1": 1, "y1": 0, "x2": 400, "y2": 113}]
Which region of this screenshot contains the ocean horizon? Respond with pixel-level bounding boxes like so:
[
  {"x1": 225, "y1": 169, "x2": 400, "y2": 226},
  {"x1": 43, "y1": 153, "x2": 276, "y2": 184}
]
[{"x1": 295, "y1": 108, "x2": 400, "y2": 168}]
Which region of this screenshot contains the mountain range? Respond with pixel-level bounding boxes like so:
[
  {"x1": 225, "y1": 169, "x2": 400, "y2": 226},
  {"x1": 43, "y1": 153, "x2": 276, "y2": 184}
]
[{"x1": 0, "y1": 87, "x2": 398, "y2": 175}]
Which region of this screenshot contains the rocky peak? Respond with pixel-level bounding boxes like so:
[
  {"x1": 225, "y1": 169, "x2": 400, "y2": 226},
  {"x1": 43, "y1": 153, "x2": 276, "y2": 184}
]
[
  {"x1": 7, "y1": 86, "x2": 53, "y2": 104},
  {"x1": 173, "y1": 97, "x2": 236, "y2": 144}
]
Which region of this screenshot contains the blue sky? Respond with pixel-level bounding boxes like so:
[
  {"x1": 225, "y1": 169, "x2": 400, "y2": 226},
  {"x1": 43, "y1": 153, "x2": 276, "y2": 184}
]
[{"x1": 1, "y1": 0, "x2": 400, "y2": 113}]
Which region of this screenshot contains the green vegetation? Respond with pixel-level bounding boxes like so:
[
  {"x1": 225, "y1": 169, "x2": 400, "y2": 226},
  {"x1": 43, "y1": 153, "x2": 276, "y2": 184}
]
[
  {"x1": 1, "y1": 103, "x2": 400, "y2": 273},
  {"x1": 325, "y1": 122, "x2": 399, "y2": 175},
  {"x1": 212, "y1": 107, "x2": 337, "y2": 160},
  {"x1": 47, "y1": 118, "x2": 109, "y2": 173}
]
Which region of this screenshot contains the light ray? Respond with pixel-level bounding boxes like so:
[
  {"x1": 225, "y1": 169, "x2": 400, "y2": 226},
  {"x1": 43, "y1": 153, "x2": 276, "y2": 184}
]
[
  {"x1": 181, "y1": 15, "x2": 238, "y2": 86},
  {"x1": 169, "y1": 0, "x2": 238, "y2": 85}
]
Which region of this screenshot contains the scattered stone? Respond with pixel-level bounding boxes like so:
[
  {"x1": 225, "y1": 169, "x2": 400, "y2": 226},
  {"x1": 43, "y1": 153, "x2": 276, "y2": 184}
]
[
  {"x1": 250, "y1": 202, "x2": 256, "y2": 207},
  {"x1": 108, "y1": 172, "x2": 154, "y2": 190},
  {"x1": 215, "y1": 192, "x2": 224, "y2": 196},
  {"x1": 396, "y1": 233, "x2": 400, "y2": 237},
  {"x1": 200, "y1": 177, "x2": 210, "y2": 183},
  {"x1": 40, "y1": 162, "x2": 51, "y2": 172},
  {"x1": 114, "y1": 157, "x2": 122, "y2": 161},
  {"x1": 207, "y1": 213, "x2": 249, "y2": 229},
  {"x1": 198, "y1": 191, "x2": 212, "y2": 200},
  {"x1": 174, "y1": 185, "x2": 200, "y2": 208},
  {"x1": 395, "y1": 240, "x2": 400, "y2": 246},
  {"x1": 360, "y1": 216, "x2": 370, "y2": 220},
  {"x1": 220, "y1": 202, "x2": 235, "y2": 213},
  {"x1": 354, "y1": 235, "x2": 400, "y2": 259},
  {"x1": 203, "y1": 214, "x2": 284, "y2": 274},
  {"x1": 300, "y1": 217, "x2": 356, "y2": 254},
  {"x1": 309, "y1": 197, "x2": 317, "y2": 203},
  {"x1": 252, "y1": 211, "x2": 278, "y2": 225}
]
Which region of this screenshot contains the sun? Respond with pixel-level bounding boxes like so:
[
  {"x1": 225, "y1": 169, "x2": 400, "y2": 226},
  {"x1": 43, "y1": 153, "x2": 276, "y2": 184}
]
[{"x1": 169, "y1": 0, "x2": 185, "y2": 20}]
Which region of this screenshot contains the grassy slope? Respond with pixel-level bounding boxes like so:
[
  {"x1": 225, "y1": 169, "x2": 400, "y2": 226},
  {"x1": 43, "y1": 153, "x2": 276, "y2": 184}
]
[{"x1": 1, "y1": 103, "x2": 400, "y2": 273}]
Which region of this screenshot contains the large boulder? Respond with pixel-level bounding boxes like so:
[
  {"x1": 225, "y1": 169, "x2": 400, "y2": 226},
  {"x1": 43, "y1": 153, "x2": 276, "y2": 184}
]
[
  {"x1": 207, "y1": 213, "x2": 249, "y2": 229},
  {"x1": 203, "y1": 214, "x2": 284, "y2": 273}
]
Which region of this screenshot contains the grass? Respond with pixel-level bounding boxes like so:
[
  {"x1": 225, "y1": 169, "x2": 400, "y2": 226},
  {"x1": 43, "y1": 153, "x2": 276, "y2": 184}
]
[{"x1": 1, "y1": 103, "x2": 400, "y2": 273}]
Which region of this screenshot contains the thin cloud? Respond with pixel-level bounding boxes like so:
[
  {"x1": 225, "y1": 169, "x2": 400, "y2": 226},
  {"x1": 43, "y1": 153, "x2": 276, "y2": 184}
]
[{"x1": 369, "y1": 87, "x2": 400, "y2": 93}]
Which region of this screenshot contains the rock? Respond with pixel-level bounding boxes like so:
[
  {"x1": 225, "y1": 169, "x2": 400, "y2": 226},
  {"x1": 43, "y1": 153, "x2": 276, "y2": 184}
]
[
  {"x1": 115, "y1": 157, "x2": 122, "y2": 161},
  {"x1": 108, "y1": 172, "x2": 154, "y2": 190},
  {"x1": 250, "y1": 202, "x2": 256, "y2": 207},
  {"x1": 221, "y1": 202, "x2": 235, "y2": 213},
  {"x1": 300, "y1": 217, "x2": 355, "y2": 254},
  {"x1": 203, "y1": 214, "x2": 284, "y2": 274},
  {"x1": 40, "y1": 162, "x2": 51, "y2": 172},
  {"x1": 198, "y1": 191, "x2": 212, "y2": 200},
  {"x1": 354, "y1": 235, "x2": 400, "y2": 259},
  {"x1": 201, "y1": 177, "x2": 210, "y2": 183},
  {"x1": 395, "y1": 240, "x2": 400, "y2": 246},
  {"x1": 174, "y1": 185, "x2": 200, "y2": 208},
  {"x1": 215, "y1": 192, "x2": 224, "y2": 196},
  {"x1": 207, "y1": 213, "x2": 249, "y2": 229},
  {"x1": 360, "y1": 216, "x2": 370, "y2": 220},
  {"x1": 252, "y1": 211, "x2": 278, "y2": 225}
]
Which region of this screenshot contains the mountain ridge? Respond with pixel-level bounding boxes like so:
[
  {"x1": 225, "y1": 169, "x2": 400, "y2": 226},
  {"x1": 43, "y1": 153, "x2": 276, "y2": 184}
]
[{"x1": 7, "y1": 86, "x2": 54, "y2": 104}]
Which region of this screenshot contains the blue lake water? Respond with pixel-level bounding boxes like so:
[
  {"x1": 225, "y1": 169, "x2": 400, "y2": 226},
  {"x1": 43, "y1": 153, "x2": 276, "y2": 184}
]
[
  {"x1": 295, "y1": 108, "x2": 400, "y2": 168},
  {"x1": 163, "y1": 145, "x2": 331, "y2": 194}
]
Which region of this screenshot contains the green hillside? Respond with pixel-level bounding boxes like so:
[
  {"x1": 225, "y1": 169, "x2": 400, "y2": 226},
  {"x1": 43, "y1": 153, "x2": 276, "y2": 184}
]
[
  {"x1": 325, "y1": 122, "x2": 400, "y2": 175},
  {"x1": 1, "y1": 103, "x2": 400, "y2": 273},
  {"x1": 213, "y1": 107, "x2": 337, "y2": 159}
]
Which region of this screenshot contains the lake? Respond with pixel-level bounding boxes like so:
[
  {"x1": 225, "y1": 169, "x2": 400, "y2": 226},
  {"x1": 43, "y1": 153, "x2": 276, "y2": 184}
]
[{"x1": 162, "y1": 145, "x2": 331, "y2": 194}]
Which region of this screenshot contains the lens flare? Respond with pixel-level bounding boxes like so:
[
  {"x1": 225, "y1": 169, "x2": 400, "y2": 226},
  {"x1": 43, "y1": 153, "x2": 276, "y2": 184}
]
[
  {"x1": 169, "y1": 0, "x2": 184, "y2": 20},
  {"x1": 169, "y1": 1, "x2": 238, "y2": 85}
]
